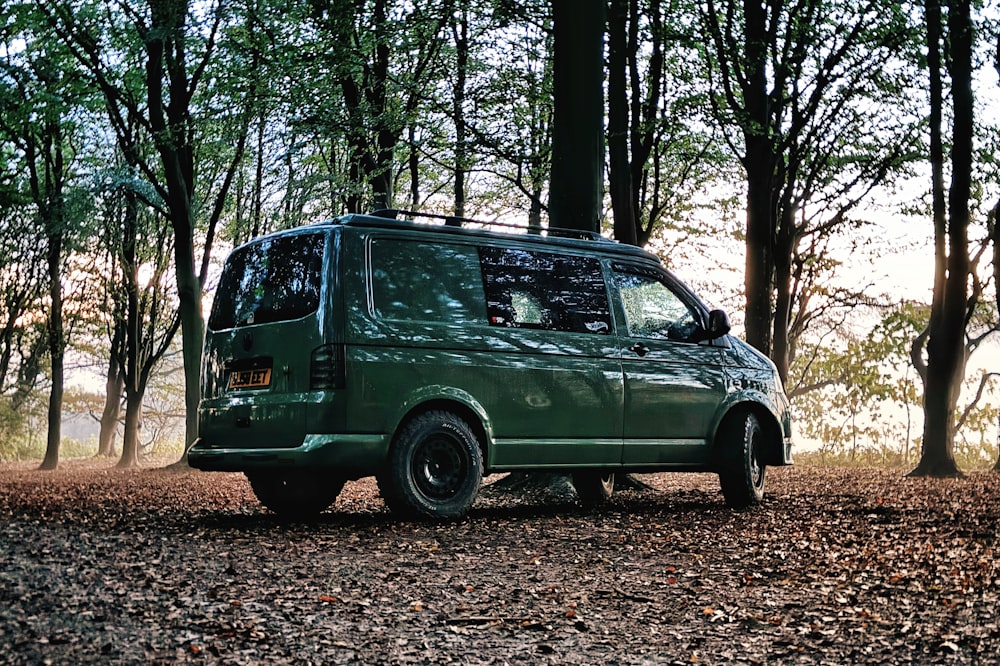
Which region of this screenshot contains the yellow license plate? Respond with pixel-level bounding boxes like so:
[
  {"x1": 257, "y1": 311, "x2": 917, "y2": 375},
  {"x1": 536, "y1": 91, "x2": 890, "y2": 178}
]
[{"x1": 228, "y1": 368, "x2": 272, "y2": 389}]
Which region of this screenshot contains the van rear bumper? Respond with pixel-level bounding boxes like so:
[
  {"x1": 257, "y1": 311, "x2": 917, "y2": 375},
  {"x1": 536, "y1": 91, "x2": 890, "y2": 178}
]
[{"x1": 188, "y1": 433, "x2": 390, "y2": 474}]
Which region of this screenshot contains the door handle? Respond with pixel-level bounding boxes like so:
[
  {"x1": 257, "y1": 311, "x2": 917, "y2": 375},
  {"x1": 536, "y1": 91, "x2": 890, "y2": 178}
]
[{"x1": 629, "y1": 342, "x2": 649, "y2": 357}]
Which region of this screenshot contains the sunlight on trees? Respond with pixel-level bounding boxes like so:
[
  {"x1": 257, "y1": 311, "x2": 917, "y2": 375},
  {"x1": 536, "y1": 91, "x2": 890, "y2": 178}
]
[{"x1": 0, "y1": 0, "x2": 998, "y2": 472}]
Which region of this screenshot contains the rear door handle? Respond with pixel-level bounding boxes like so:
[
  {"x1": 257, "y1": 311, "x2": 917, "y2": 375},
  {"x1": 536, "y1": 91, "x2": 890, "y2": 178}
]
[{"x1": 629, "y1": 342, "x2": 649, "y2": 357}]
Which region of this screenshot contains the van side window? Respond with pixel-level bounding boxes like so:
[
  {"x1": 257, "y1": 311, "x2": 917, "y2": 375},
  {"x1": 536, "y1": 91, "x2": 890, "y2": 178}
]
[
  {"x1": 479, "y1": 247, "x2": 611, "y2": 334},
  {"x1": 370, "y1": 239, "x2": 486, "y2": 324},
  {"x1": 612, "y1": 268, "x2": 701, "y2": 342}
]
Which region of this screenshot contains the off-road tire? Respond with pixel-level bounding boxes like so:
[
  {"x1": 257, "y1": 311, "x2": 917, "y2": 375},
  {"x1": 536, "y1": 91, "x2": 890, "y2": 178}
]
[
  {"x1": 718, "y1": 410, "x2": 766, "y2": 509},
  {"x1": 246, "y1": 470, "x2": 345, "y2": 518},
  {"x1": 378, "y1": 410, "x2": 483, "y2": 520}
]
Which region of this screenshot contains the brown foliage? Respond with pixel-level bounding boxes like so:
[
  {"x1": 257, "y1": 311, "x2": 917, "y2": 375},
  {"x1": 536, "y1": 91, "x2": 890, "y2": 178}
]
[{"x1": 0, "y1": 463, "x2": 998, "y2": 663}]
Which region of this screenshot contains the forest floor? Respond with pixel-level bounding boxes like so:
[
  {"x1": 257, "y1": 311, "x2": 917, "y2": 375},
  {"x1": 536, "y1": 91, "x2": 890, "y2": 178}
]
[{"x1": 0, "y1": 462, "x2": 998, "y2": 665}]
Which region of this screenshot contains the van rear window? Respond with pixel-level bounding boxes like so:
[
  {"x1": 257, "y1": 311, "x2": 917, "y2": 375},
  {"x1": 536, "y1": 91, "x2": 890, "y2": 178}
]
[{"x1": 209, "y1": 233, "x2": 325, "y2": 330}]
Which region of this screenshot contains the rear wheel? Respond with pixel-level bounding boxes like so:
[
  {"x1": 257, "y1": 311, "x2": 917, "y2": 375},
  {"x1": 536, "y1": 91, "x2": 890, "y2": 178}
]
[
  {"x1": 718, "y1": 411, "x2": 766, "y2": 509},
  {"x1": 378, "y1": 410, "x2": 483, "y2": 520},
  {"x1": 246, "y1": 470, "x2": 345, "y2": 518},
  {"x1": 573, "y1": 470, "x2": 615, "y2": 507}
]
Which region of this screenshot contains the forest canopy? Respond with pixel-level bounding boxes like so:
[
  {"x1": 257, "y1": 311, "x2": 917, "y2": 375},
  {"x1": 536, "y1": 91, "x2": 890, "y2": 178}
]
[{"x1": 0, "y1": 0, "x2": 998, "y2": 472}]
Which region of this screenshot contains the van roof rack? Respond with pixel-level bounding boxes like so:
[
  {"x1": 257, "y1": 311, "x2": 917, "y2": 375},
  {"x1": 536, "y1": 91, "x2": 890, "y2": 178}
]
[{"x1": 367, "y1": 208, "x2": 613, "y2": 243}]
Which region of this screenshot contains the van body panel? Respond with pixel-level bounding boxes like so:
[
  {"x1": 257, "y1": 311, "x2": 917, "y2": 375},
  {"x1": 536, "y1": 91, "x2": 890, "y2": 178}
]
[
  {"x1": 186, "y1": 433, "x2": 389, "y2": 472},
  {"x1": 488, "y1": 438, "x2": 625, "y2": 469},
  {"x1": 345, "y1": 343, "x2": 625, "y2": 466},
  {"x1": 199, "y1": 314, "x2": 326, "y2": 449},
  {"x1": 619, "y1": 340, "x2": 729, "y2": 465}
]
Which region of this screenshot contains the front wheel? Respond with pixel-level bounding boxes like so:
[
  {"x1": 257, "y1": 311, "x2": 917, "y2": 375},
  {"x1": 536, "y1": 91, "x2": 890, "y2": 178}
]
[
  {"x1": 378, "y1": 411, "x2": 483, "y2": 520},
  {"x1": 573, "y1": 470, "x2": 615, "y2": 507},
  {"x1": 246, "y1": 470, "x2": 345, "y2": 518},
  {"x1": 717, "y1": 411, "x2": 766, "y2": 509}
]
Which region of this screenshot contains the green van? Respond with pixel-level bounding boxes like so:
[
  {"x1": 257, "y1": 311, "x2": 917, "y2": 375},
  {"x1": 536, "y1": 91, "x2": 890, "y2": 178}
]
[{"x1": 189, "y1": 210, "x2": 792, "y2": 519}]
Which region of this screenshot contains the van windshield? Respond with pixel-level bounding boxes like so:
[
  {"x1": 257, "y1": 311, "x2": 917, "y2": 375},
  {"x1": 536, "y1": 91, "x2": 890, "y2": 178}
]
[{"x1": 209, "y1": 232, "x2": 325, "y2": 330}]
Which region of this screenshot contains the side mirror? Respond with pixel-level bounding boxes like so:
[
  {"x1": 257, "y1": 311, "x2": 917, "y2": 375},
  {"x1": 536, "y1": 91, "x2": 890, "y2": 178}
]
[{"x1": 702, "y1": 309, "x2": 731, "y2": 341}]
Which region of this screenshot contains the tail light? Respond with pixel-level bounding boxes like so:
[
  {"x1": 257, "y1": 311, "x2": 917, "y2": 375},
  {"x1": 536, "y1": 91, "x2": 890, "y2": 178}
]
[{"x1": 310, "y1": 344, "x2": 346, "y2": 389}]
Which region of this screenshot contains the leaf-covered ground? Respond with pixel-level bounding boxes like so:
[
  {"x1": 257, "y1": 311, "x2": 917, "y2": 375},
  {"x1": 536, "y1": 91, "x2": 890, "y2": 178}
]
[{"x1": 0, "y1": 462, "x2": 998, "y2": 665}]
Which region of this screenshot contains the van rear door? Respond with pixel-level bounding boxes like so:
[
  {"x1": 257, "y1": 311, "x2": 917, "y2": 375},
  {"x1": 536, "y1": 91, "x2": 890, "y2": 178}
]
[{"x1": 199, "y1": 230, "x2": 329, "y2": 449}]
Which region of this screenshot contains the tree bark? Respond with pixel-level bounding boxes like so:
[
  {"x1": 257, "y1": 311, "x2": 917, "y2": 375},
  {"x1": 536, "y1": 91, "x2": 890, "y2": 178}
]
[
  {"x1": 911, "y1": 0, "x2": 973, "y2": 478},
  {"x1": 144, "y1": 0, "x2": 204, "y2": 454},
  {"x1": 548, "y1": 0, "x2": 606, "y2": 233},
  {"x1": 97, "y1": 322, "x2": 125, "y2": 458},
  {"x1": 40, "y1": 230, "x2": 64, "y2": 471},
  {"x1": 741, "y1": 0, "x2": 775, "y2": 357},
  {"x1": 117, "y1": 390, "x2": 143, "y2": 469},
  {"x1": 452, "y1": 8, "x2": 469, "y2": 219},
  {"x1": 608, "y1": 0, "x2": 637, "y2": 245}
]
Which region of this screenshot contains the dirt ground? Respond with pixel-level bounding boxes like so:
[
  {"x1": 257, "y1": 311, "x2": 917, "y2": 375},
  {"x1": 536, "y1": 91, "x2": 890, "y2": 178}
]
[{"x1": 0, "y1": 461, "x2": 998, "y2": 665}]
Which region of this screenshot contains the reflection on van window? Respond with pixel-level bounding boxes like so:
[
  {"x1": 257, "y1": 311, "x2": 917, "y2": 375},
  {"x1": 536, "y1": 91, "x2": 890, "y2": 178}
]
[
  {"x1": 613, "y1": 270, "x2": 700, "y2": 342},
  {"x1": 209, "y1": 233, "x2": 325, "y2": 330},
  {"x1": 371, "y1": 240, "x2": 486, "y2": 324},
  {"x1": 480, "y1": 247, "x2": 611, "y2": 334}
]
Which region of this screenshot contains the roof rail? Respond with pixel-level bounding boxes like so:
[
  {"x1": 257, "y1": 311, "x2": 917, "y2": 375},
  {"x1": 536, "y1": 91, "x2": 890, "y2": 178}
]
[{"x1": 368, "y1": 209, "x2": 611, "y2": 242}]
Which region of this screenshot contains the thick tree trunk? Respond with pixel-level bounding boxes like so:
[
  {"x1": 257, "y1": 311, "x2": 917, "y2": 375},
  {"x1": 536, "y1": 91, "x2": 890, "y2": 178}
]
[
  {"x1": 911, "y1": 0, "x2": 973, "y2": 478},
  {"x1": 174, "y1": 215, "x2": 204, "y2": 458},
  {"x1": 548, "y1": 0, "x2": 606, "y2": 233},
  {"x1": 117, "y1": 391, "x2": 143, "y2": 469},
  {"x1": 144, "y1": 0, "x2": 204, "y2": 458},
  {"x1": 741, "y1": 0, "x2": 775, "y2": 356}
]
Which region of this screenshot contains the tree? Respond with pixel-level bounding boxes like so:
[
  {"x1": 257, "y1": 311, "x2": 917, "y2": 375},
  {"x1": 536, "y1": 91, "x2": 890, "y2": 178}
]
[
  {"x1": 548, "y1": 0, "x2": 606, "y2": 233},
  {"x1": 298, "y1": 0, "x2": 451, "y2": 213},
  {"x1": 608, "y1": 0, "x2": 726, "y2": 248},
  {"x1": 459, "y1": 1, "x2": 554, "y2": 226},
  {"x1": 44, "y1": 0, "x2": 256, "y2": 454},
  {"x1": 0, "y1": 6, "x2": 93, "y2": 470},
  {"x1": 992, "y1": 30, "x2": 1000, "y2": 474},
  {"x1": 698, "y1": 0, "x2": 923, "y2": 383},
  {"x1": 909, "y1": 0, "x2": 974, "y2": 478}
]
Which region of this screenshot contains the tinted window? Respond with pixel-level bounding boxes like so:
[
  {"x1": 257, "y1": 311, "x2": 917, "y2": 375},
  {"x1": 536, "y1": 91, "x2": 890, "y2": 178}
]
[
  {"x1": 480, "y1": 247, "x2": 611, "y2": 334},
  {"x1": 370, "y1": 239, "x2": 486, "y2": 324},
  {"x1": 209, "y1": 233, "x2": 325, "y2": 330},
  {"x1": 612, "y1": 268, "x2": 700, "y2": 341}
]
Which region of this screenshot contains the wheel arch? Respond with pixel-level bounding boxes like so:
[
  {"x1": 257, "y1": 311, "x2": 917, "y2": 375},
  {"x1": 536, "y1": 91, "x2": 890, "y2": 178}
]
[
  {"x1": 390, "y1": 395, "x2": 491, "y2": 466},
  {"x1": 712, "y1": 401, "x2": 785, "y2": 468}
]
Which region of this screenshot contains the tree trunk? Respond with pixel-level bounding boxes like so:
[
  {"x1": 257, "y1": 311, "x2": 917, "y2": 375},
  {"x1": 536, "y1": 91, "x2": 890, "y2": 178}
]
[
  {"x1": 548, "y1": 0, "x2": 606, "y2": 233},
  {"x1": 173, "y1": 213, "x2": 204, "y2": 460},
  {"x1": 741, "y1": 0, "x2": 775, "y2": 357},
  {"x1": 452, "y1": 9, "x2": 468, "y2": 219},
  {"x1": 409, "y1": 125, "x2": 420, "y2": 210},
  {"x1": 117, "y1": 390, "x2": 143, "y2": 469},
  {"x1": 771, "y1": 207, "x2": 796, "y2": 384},
  {"x1": 607, "y1": 0, "x2": 637, "y2": 245},
  {"x1": 911, "y1": 0, "x2": 973, "y2": 478},
  {"x1": 143, "y1": 0, "x2": 204, "y2": 457},
  {"x1": 40, "y1": 230, "x2": 64, "y2": 471},
  {"x1": 994, "y1": 413, "x2": 1000, "y2": 472},
  {"x1": 97, "y1": 325, "x2": 125, "y2": 458}
]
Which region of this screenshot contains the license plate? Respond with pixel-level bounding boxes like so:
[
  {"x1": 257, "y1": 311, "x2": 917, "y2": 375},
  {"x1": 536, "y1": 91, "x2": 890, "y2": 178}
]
[{"x1": 228, "y1": 368, "x2": 272, "y2": 390}]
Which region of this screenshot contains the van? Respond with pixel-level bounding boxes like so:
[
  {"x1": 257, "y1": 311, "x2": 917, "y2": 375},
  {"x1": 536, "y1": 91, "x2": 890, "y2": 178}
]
[{"x1": 189, "y1": 210, "x2": 792, "y2": 519}]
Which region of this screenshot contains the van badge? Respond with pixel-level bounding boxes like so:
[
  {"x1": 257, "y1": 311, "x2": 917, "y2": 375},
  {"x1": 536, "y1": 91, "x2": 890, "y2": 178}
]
[{"x1": 242, "y1": 332, "x2": 253, "y2": 351}]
